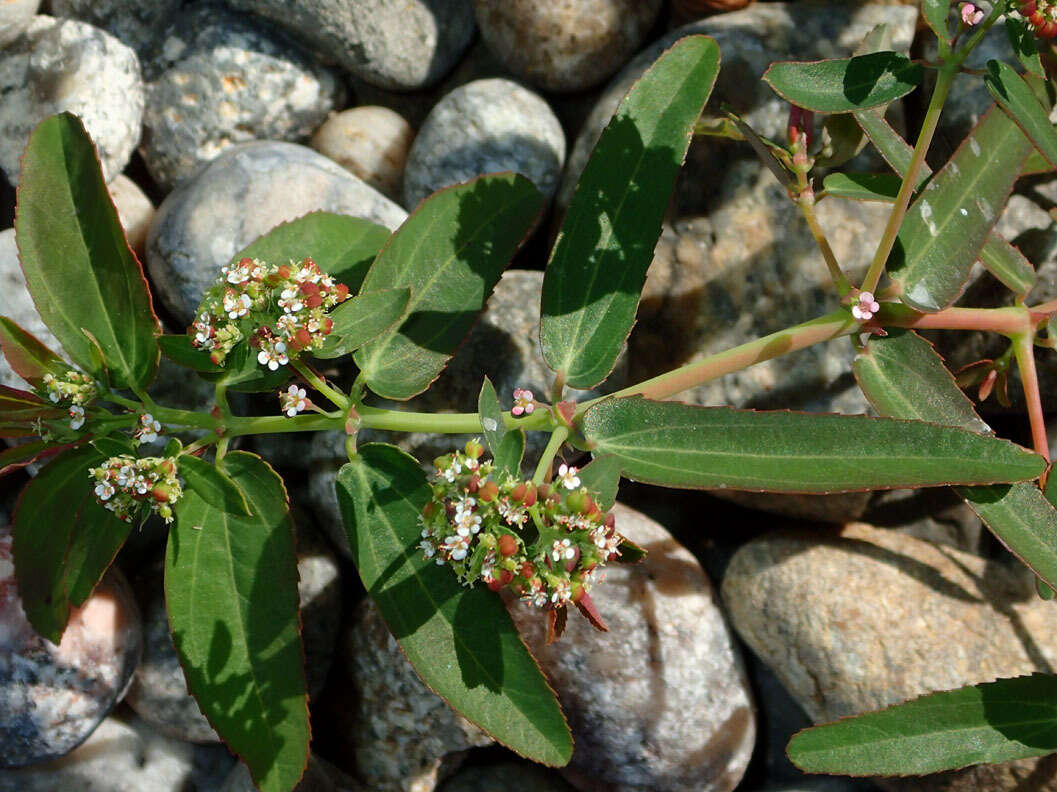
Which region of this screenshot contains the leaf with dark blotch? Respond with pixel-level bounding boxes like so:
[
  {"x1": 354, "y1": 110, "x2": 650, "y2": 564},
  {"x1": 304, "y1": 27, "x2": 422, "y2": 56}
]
[
  {"x1": 15, "y1": 113, "x2": 159, "y2": 389},
  {"x1": 577, "y1": 455, "x2": 621, "y2": 510},
  {"x1": 888, "y1": 105, "x2": 1033, "y2": 312},
  {"x1": 854, "y1": 110, "x2": 1036, "y2": 296},
  {"x1": 854, "y1": 329, "x2": 1057, "y2": 592},
  {"x1": 314, "y1": 287, "x2": 410, "y2": 359},
  {"x1": 478, "y1": 377, "x2": 508, "y2": 458},
  {"x1": 788, "y1": 674, "x2": 1057, "y2": 776},
  {"x1": 764, "y1": 52, "x2": 923, "y2": 113},
  {"x1": 542, "y1": 36, "x2": 720, "y2": 389},
  {"x1": 0, "y1": 316, "x2": 67, "y2": 387},
  {"x1": 166, "y1": 452, "x2": 309, "y2": 792},
  {"x1": 581, "y1": 396, "x2": 1044, "y2": 494},
  {"x1": 178, "y1": 454, "x2": 252, "y2": 516},
  {"x1": 1006, "y1": 17, "x2": 1045, "y2": 78},
  {"x1": 922, "y1": 0, "x2": 951, "y2": 41},
  {"x1": 13, "y1": 445, "x2": 131, "y2": 642},
  {"x1": 335, "y1": 444, "x2": 572, "y2": 765},
  {"x1": 355, "y1": 174, "x2": 543, "y2": 400},
  {"x1": 233, "y1": 210, "x2": 391, "y2": 292},
  {"x1": 986, "y1": 60, "x2": 1057, "y2": 172},
  {"x1": 822, "y1": 172, "x2": 901, "y2": 202}
]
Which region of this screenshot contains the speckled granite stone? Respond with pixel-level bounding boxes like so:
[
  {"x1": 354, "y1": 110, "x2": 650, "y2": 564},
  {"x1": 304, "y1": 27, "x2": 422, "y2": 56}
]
[
  {"x1": 403, "y1": 78, "x2": 565, "y2": 209},
  {"x1": 0, "y1": 714, "x2": 235, "y2": 791},
  {"x1": 474, "y1": 0, "x2": 662, "y2": 92},
  {"x1": 140, "y1": 3, "x2": 345, "y2": 190},
  {"x1": 0, "y1": 229, "x2": 67, "y2": 391},
  {"x1": 509, "y1": 503, "x2": 755, "y2": 792},
  {"x1": 0, "y1": 16, "x2": 143, "y2": 185},
  {"x1": 223, "y1": 0, "x2": 476, "y2": 91},
  {"x1": 145, "y1": 141, "x2": 407, "y2": 325},
  {"x1": 0, "y1": 0, "x2": 38, "y2": 47},
  {"x1": 221, "y1": 754, "x2": 361, "y2": 792},
  {"x1": 339, "y1": 599, "x2": 492, "y2": 792},
  {"x1": 0, "y1": 528, "x2": 142, "y2": 767},
  {"x1": 48, "y1": 0, "x2": 179, "y2": 57},
  {"x1": 722, "y1": 523, "x2": 1057, "y2": 792},
  {"x1": 311, "y1": 106, "x2": 415, "y2": 202}
]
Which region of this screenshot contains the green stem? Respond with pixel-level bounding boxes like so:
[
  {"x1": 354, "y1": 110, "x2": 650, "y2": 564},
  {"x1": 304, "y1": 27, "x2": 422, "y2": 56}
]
[
  {"x1": 356, "y1": 405, "x2": 551, "y2": 434},
  {"x1": 533, "y1": 426, "x2": 569, "y2": 485},
  {"x1": 183, "y1": 433, "x2": 219, "y2": 455},
  {"x1": 797, "y1": 189, "x2": 851, "y2": 296},
  {"x1": 214, "y1": 383, "x2": 230, "y2": 417},
  {"x1": 580, "y1": 309, "x2": 857, "y2": 411},
  {"x1": 880, "y1": 303, "x2": 1033, "y2": 335},
  {"x1": 292, "y1": 359, "x2": 349, "y2": 411},
  {"x1": 860, "y1": 64, "x2": 956, "y2": 295},
  {"x1": 1012, "y1": 333, "x2": 1050, "y2": 463},
  {"x1": 101, "y1": 391, "x2": 143, "y2": 411}
]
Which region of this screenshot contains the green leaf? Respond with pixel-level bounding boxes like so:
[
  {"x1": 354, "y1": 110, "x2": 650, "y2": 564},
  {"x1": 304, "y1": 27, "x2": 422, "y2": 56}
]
[
  {"x1": 0, "y1": 439, "x2": 64, "y2": 477},
  {"x1": 477, "y1": 377, "x2": 508, "y2": 457},
  {"x1": 922, "y1": 0, "x2": 951, "y2": 42},
  {"x1": 0, "y1": 384, "x2": 65, "y2": 423},
  {"x1": 578, "y1": 455, "x2": 622, "y2": 511},
  {"x1": 12, "y1": 445, "x2": 131, "y2": 642},
  {"x1": 821, "y1": 172, "x2": 901, "y2": 202},
  {"x1": 355, "y1": 174, "x2": 543, "y2": 400},
  {"x1": 888, "y1": 105, "x2": 1033, "y2": 312},
  {"x1": 979, "y1": 233, "x2": 1036, "y2": 297},
  {"x1": 166, "y1": 452, "x2": 309, "y2": 792},
  {"x1": 335, "y1": 444, "x2": 572, "y2": 765},
  {"x1": 763, "y1": 52, "x2": 923, "y2": 113},
  {"x1": 1007, "y1": 17, "x2": 1045, "y2": 78},
  {"x1": 788, "y1": 674, "x2": 1057, "y2": 776},
  {"x1": 854, "y1": 110, "x2": 1036, "y2": 296},
  {"x1": 177, "y1": 454, "x2": 252, "y2": 516},
  {"x1": 233, "y1": 210, "x2": 391, "y2": 292},
  {"x1": 204, "y1": 341, "x2": 292, "y2": 393},
  {"x1": 986, "y1": 60, "x2": 1057, "y2": 172},
  {"x1": 14, "y1": 113, "x2": 159, "y2": 389},
  {"x1": 313, "y1": 287, "x2": 410, "y2": 359},
  {"x1": 0, "y1": 316, "x2": 67, "y2": 387},
  {"x1": 158, "y1": 334, "x2": 225, "y2": 374},
  {"x1": 853, "y1": 329, "x2": 1057, "y2": 592},
  {"x1": 541, "y1": 36, "x2": 721, "y2": 389},
  {"x1": 581, "y1": 396, "x2": 1044, "y2": 493},
  {"x1": 1023, "y1": 148, "x2": 1054, "y2": 175},
  {"x1": 493, "y1": 429, "x2": 526, "y2": 478}
]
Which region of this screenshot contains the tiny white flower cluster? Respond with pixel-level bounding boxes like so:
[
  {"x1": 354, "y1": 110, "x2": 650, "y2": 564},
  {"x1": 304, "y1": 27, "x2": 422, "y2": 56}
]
[
  {"x1": 89, "y1": 455, "x2": 183, "y2": 524},
  {"x1": 418, "y1": 441, "x2": 624, "y2": 628},
  {"x1": 279, "y1": 385, "x2": 309, "y2": 417},
  {"x1": 134, "y1": 413, "x2": 162, "y2": 445},
  {"x1": 511, "y1": 388, "x2": 535, "y2": 416},
  {"x1": 41, "y1": 370, "x2": 98, "y2": 407},
  {"x1": 190, "y1": 256, "x2": 350, "y2": 370}
]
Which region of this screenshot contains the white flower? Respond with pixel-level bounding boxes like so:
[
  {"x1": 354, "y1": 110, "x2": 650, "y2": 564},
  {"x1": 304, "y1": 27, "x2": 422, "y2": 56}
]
[
  {"x1": 136, "y1": 413, "x2": 162, "y2": 444},
  {"x1": 551, "y1": 538, "x2": 575, "y2": 562},
  {"x1": 455, "y1": 511, "x2": 482, "y2": 536},
  {"x1": 557, "y1": 463, "x2": 580, "y2": 490},
  {"x1": 454, "y1": 496, "x2": 476, "y2": 520},
  {"x1": 280, "y1": 385, "x2": 308, "y2": 417},
  {"x1": 94, "y1": 481, "x2": 115, "y2": 501},
  {"x1": 419, "y1": 539, "x2": 436, "y2": 559},
  {"x1": 279, "y1": 288, "x2": 304, "y2": 314},
  {"x1": 68, "y1": 405, "x2": 85, "y2": 430},
  {"x1": 443, "y1": 533, "x2": 471, "y2": 561},
  {"x1": 550, "y1": 578, "x2": 572, "y2": 606}
]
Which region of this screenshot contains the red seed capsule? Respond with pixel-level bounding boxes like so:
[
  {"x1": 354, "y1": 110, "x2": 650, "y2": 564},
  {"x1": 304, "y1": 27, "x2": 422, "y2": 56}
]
[
  {"x1": 499, "y1": 534, "x2": 518, "y2": 557},
  {"x1": 305, "y1": 294, "x2": 323, "y2": 309},
  {"x1": 277, "y1": 264, "x2": 291, "y2": 279},
  {"x1": 478, "y1": 481, "x2": 499, "y2": 502}
]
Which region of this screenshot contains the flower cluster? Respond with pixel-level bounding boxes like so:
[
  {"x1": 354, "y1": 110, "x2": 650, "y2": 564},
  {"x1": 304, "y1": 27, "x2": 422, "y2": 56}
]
[
  {"x1": 511, "y1": 388, "x2": 536, "y2": 416},
  {"x1": 88, "y1": 455, "x2": 183, "y2": 524},
  {"x1": 41, "y1": 369, "x2": 97, "y2": 407},
  {"x1": 190, "y1": 256, "x2": 350, "y2": 370},
  {"x1": 851, "y1": 291, "x2": 880, "y2": 322},
  {"x1": 133, "y1": 413, "x2": 162, "y2": 445},
  {"x1": 418, "y1": 442, "x2": 624, "y2": 623},
  {"x1": 1021, "y1": 2, "x2": 1057, "y2": 38}
]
